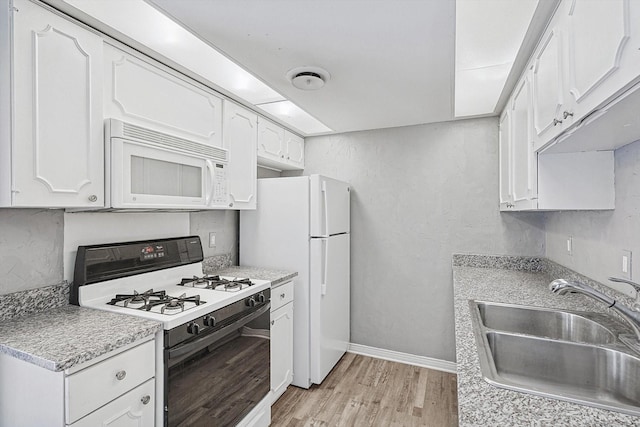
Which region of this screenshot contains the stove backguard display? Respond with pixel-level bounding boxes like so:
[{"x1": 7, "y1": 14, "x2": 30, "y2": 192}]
[{"x1": 71, "y1": 236, "x2": 203, "y2": 305}]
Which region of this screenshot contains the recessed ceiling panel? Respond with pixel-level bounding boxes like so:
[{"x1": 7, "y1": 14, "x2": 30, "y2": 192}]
[{"x1": 149, "y1": 0, "x2": 456, "y2": 134}]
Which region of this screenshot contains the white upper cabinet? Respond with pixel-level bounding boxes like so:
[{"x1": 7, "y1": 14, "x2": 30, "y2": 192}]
[
  {"x1": 531, "y1": 26, "x2": 568, "y2": 146},
  {"x1": 498, "y1": 111, "x2": 512, "y2": 209},
  {"x1": 284, "y1": 130, "x2": 305, "y2": 169},
  {"x1": 223, "y1": 101, "x2": 257, "y2": 210},
  {"x1": 500, "y1": 73, "x2": 537, "y2": 212},
  {"x1": 532, "y1": 0, "x2": 640, "y2": 151},
  {"x1": 0, "y1": 0, "x2": 104, "y2": 208},
  {"x1": 565, "y1": 0, "x2": 637, "y2": 120},
  {"x1": 510, "y1": 74, "x2": 537, "y2": 210},
  {"x1": 257, "y1": 118, "x2": 285, "y2": 162},
  {"x1": 257, "y1": 118, "x2": 305, "y2": 171},
  {"x1": 103, "y1": 43, "x2": 223, "y2": 148}
]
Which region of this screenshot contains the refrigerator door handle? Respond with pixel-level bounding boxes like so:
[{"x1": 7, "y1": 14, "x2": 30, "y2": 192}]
[
  {"x1": 321, "y1": 238, "x2": 328, "y2": 296},
  {"x1": 321, "y1": 180, "x2": 329, "y2": 238}
]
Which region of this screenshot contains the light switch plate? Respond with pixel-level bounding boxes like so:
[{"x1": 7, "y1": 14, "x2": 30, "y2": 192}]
[
  {"x1": 621, "y1": 249, "x2": 632, "y2": 280},
  {"x1": 209, "y1": 232, "x2": 216, "y2": 248}
]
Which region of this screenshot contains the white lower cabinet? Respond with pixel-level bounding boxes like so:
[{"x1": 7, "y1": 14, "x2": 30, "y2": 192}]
[
  {"x1": 271, "y1": 281, "x2": 294, "y2": 403},
  {"x1": 0, "y1": 338, "x2": 155, "y2": 427},
  {"x1": 70, "y1": 379, "x2": 154, "y2": 427}
]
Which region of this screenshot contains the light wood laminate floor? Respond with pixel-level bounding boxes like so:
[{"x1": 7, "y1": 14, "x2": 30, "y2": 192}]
[{"x1": 271, "y1": 353, "x2": 458, "y2": 426}]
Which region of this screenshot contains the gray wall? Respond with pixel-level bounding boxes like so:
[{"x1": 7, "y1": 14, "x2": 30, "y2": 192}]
[
  {"x1": 545, "y1": 139, "x2": 640, "y2": 297},
  {"x1": 287, "y1": 117, "x2": 546, "y2": 362},
  {"x1": 190, "y1": 210, "x2": 239, "y2": 261},
  {"x1": 0, "y1": 209, "x2": 64, "y2": 294},
  {"x1": 0, "y1": 209, "x2": 236, "y2": 295}
]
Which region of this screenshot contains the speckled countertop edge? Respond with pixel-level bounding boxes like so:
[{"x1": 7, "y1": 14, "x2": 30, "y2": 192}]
[
  {"x1": 0, "y1": 306, "x2": 161, "y2": 371},
  {"x1": 453, "y1": 254, "x2": 640, "y2": 426},
  {"x1": 204, "y1": 265, "x2": 297, "y2": 288}
]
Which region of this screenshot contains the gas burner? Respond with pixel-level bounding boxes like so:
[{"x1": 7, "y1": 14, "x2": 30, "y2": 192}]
[
  {"x1": 107, "y1": 289, "x2": 167, "y2": 307},
  {"x1": 107, "y1": 290, "x2": 204, "y2": 315},
  {"x1": 180, "y1": 275, "x2": 220, "y2": 288},
  {"x1": 179, "y1": 275, "x2": 254, "y2": 292},
  {"x1": 224, "y1": 282, "x2": 241, "y2": 290}
]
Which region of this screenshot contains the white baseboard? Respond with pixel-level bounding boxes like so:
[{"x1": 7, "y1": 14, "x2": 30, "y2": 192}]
[{"x1": 347, "y1": 343, "x2": 457, "y2": 374}]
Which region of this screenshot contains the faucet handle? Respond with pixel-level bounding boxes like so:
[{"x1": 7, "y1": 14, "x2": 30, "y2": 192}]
[{"x1": 609, "y1": 277, "x2": 640, "y2": 309}]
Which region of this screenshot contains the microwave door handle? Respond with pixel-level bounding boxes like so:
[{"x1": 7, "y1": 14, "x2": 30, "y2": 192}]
[{"x1": 205, "y1": 159, "x2": 215, "y2": 206}]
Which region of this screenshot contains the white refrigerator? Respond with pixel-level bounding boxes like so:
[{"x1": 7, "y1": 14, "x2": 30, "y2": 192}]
[{"x1": 240, "y1": 175, "x2": 350, "y2": 388}]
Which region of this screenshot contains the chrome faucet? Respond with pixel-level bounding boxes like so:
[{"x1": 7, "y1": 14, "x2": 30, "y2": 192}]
[
  {"x1": 549, "y1": 278, "x2": 640, "y2": 341},
  {"x1": 608, "y1": 276, "x2": 640, "y2": 310}
]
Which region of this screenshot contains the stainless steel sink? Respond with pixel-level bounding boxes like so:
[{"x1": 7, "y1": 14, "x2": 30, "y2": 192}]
[
  {"x1": 469, "y1": 300, "x2": 640, "y2": 416},
  {"x1": 475, "y1": 301, "x2": 617, "y2": 344}
]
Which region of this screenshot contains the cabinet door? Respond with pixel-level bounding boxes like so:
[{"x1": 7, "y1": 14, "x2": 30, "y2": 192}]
[
  {"x1": 104, "y1": 44, "x2": 222, "y2": 147},
  {"x1": 12, "y1": 0, "x2": 103, "y2": 207},
  {"x1": 511, "y1": 75, "x2": 537, "y2": 207},
  {"x1": 257, "y1": 118, "x2": 285, "y2": 161},
  {"x1": 284, "y1": 130, "x2": 305, "y2": 169},
  {"x1": 271, "y1": 303, "x2": 293, "y2": 403},
  {"x1": 498, "y1": 111, "x2": 512, "y2": 210},
  {"x1": 531, "y1": 27, "x2": 566, "y2": 146},
  {"x1": 223, "y1": 101, "x2": 257, "y2": 209},
  {"x1": 69, "y1": 379, "x2": 154, "y2": 427},
  {"x1": 566, "y1": 0, "x2": 637, "y2": 119}
]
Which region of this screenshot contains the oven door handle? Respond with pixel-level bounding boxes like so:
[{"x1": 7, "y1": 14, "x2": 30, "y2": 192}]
[{"x1": 168, "y1": 302, "x2": 271, "y2": 361}]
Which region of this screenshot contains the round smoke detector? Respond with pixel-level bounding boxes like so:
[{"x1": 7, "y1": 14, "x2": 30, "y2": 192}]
[{"x1": 287, "y1": 66, "x2": 331, "y2": 91}]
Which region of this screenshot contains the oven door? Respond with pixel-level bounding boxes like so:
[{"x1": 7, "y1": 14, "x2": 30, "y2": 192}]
[{"x1": 164, "y1": 302, "x2": 270, "y2": 427}]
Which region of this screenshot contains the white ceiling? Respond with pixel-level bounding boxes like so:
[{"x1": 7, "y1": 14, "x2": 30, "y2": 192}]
[{"x1": 149, "y1": 0, "x2": 456, "y2": 135}]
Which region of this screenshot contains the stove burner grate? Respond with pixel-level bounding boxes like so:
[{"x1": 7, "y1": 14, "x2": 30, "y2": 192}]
[
  {"x1": 179, "y1": 275, "x2": 254, "y2": 292},
  {"x1": 107, "y1": 289, "x2": 167, "y2": 307},
  {"x1": 107, "y1": 289, "x2": 203, "y2": 315}
]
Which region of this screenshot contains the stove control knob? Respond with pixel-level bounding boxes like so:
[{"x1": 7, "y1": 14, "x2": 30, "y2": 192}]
[
  {"x1": 187, "y1": 322, "x2": 200, "y2": 335},
  {"x1": 203, "y1": 315, "x2": 216, "y2": 327},
  {"x1": 256, "y1": 293, "x2": 266, "y2": 303},
  {"x1": 245, "y1": 297, "x2": 256, "y2": 307}
]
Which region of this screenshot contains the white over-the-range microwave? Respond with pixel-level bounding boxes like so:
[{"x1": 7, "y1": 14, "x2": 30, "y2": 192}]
[{"x1": 103, "y1": 119, "x2": 229, "y2": 210}]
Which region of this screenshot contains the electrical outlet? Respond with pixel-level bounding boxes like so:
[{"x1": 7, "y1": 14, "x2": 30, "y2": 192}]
[
  {"x1": 621, "y1": 249, "x2": 632, "y2": 280},
  {"x1": 208, "y1": 232, "x2": 217, "y2": 248},
  {"x1": 566, "y1": 236, "x2": 573, "y2": 256}
]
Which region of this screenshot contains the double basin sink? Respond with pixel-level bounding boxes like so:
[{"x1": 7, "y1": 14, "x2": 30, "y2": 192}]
[{"x1": 469, "y1": 300, "x2": 640, "y2": 416}]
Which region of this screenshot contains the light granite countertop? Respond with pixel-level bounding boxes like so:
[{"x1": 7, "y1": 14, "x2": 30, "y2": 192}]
[
  {"x1": 453, "y1": 255, "x2": 640, "y2": 426},
  {"x1": 0, "y1": 305, "x2": 161, "y2": 372},
  {"x1": 204, "y1": 265, "x2": 297, "y2": 288}
]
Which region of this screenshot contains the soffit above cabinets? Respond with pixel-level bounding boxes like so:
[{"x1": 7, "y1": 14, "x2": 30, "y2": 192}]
[{"x1": 43, "y1": 0, "x2": 557, "y2": 136}]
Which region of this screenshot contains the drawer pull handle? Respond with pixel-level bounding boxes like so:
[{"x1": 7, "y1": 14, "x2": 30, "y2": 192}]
[
  {"x1": 141, "y1": 395, "x2": 151, "y2": 405},
  {"x1": 271, "y1": 320, "x2": 275, "y2": 326},
  {"x1": 115, "y1": 370, "x2": 127, "y2": 381},
  {"x1": 280, "y1": 293, "x2": 286, "y2": 299}
]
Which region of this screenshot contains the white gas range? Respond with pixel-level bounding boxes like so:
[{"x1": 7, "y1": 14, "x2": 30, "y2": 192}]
[
  {"x1": 71, "y1": 236, "x2": 272, "y2": 427},
  {"x1": 76, "y1": 263, "x2": 270, "y2": 329}
]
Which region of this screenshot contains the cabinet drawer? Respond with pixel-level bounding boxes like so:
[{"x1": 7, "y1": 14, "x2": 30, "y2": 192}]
[
  {"x1": 68, "y1": 379, "x2": 155, "y2": 427},
  {"x1": 66, "y1": 340, "x2": 155, "y2": 424},
  {"x1": 271, "y1": 281, "x2": 294, "y2": 311}
]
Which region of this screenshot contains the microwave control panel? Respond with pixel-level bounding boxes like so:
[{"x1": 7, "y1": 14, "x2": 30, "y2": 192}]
[{"x1": 211, "y1": 163, "x2": 228, "y2": 206}]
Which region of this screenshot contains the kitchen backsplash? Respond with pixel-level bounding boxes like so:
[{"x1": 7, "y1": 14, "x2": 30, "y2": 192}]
[{"x1": 0, "y1": 281, "x2": 69, "y2": 321}]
